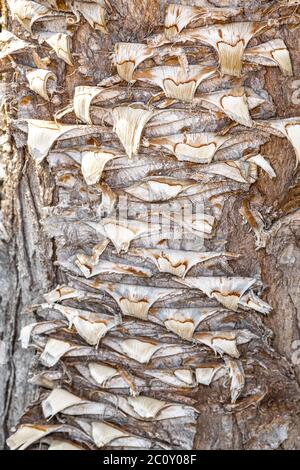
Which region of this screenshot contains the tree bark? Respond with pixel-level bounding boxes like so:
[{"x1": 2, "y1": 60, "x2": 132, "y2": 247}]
[{"x1": 0, "y1": 0, "x2": 300, "y2": 450}]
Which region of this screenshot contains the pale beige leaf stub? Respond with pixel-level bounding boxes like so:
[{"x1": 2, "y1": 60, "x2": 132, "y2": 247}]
[
  {"x1": 81, "y1": 148, "x2": 119, "y2": 185},
  {"x1": 25, "y1": 120, "x2": 98, "y2": 163},
  {"x1": 177, "y1": 276, "x2": 261, "y2": 311},
  {"x1": 113, "y1": 42, "x2": 154, "y2": 82},
  {"x1": 0, "y1": 30, "x2": 31, "y2": 60},
  {"x1": 164, "y1": 3, "x2": 242, "y2": 40},
  {"x1": 146, "y1": 132, "x2": 234, "y2": 164},
  {"x1": 4, "y1": 0, "x2": 292, "y2": 452},
  {"x1": 172, "y1": 22, "x2": 269, "y2": 77},
  {"x1": 7, "y1": 0, "x2": 51, "y2": 33},
  {"x1": 42, "y1": 33, "x2": 73, "y2": 66},
  {"x1": 42, "y1": 389, "x2": 86, "y2": 419},
  {"x1": 257, "y1": 118, "x2": 300, "y2": 166},
  {"x1": 92, "y1": 422, "x2": 129, "y2": 448},
  {"x1": 194, "y1": 330, "x2": 255, "y2": 358},
  {"x1": 7, "y1": 424, "x2": 62, "y2": 450},
  {"x1": 244, "y1": 39, "x2": 293, "y2": 76},
  {"x1": 134, "y1": 65, "x2": 216, "y2": 102},
  {"x1": 73, "y1": 86, "x2": 122, "y2": 124},
  {"x1": 73, "y1": 0, "x2": 107, "y2": 32},
  {"x1": 199, "y1": 87, "x2": 254, "y2": 127},
  {"x1": 130, "y1": 248, "x2": 239, "y2": 278},
  {"x1": 112, "y1": 106, "x2": 153, "y2": 158},
  {"x1": 92, "y1": 282, "x2": 180, "y2": 320}
]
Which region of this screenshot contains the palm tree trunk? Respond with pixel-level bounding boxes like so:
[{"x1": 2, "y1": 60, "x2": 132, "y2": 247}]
[{"x1": 0, "y1": 0, "x2": 300, "y2": 450}]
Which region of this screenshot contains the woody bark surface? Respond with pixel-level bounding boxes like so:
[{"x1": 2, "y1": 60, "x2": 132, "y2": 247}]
[{"x1": 0, "y1": 0, "x2": 300, "y2": 450}]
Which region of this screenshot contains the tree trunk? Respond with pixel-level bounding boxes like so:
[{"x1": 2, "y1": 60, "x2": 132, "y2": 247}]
[{"x1": 1, "y1": 0, "x2": 300, "y2": 450}]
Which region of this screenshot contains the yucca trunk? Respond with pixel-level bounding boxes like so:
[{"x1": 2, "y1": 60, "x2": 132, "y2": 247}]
[{"x1": 0, "y1": 0, "x2": 300, "y2": 450}]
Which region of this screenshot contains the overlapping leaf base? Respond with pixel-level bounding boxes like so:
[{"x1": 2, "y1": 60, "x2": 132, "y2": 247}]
[{"x1": 2, "y1": 0, "x2": 300, "y2": 450}]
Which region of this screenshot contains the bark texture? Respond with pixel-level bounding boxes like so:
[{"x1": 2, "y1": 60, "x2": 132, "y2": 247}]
[{"x1": 0, "y1": 0, "x2": 300, "y2": 450}]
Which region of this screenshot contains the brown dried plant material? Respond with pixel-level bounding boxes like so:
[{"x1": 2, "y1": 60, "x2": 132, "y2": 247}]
[
  {"x1": 0, "y1": 30, "x2": 31, "y2": 60},
  {"x1": 164, "y1": 2, "x2": 242, "y2": 40},
  {"x1": 90, "y1": 281, "x2": 181, "y2": 320},
  {"x1": 257, "y1": 117, "x2": 300, "y2": 166},
  {"x1": 225, "y1": 358, "x2": 245, "y2": 403},
  {"x1": 130, "y1": 248, "x2": 240, "y2": 278},
  {"x1": 112, "y1": 106, "x2": 153, "y2": 158},
  {"x1": 26, "y1": 69, "x2": 57, "y2": 101},
  {"x1": 7, "y1": 424, "x2": 64, "y2": 450},
  {"x1": 197, "y1": 87, "x2": 254, "y2": 127},
  {"x1": 41, "y1": 32, "x2": 73, "y2": 66},
  {"x1": 42, "y1": 0, "x2": 65, "y2": 8},
  {"x1": 194, "y1": 330, "x2": 255, "y2": 358},
  {"x1": 86, "y1": 218, "x2": 161, "y2": 253},
  {"x1": 177, "y1": 276, "x2": 271, "y2": 313},
  {"x1": 151, "y1": 306, "x2": 223, "y2": 340},
  {"x1": 73, "y1": 0, "x2": 107, "y2": 32},
  {"x1": 80, "y1": 148, "x2": 120, "y2": 185},
  {"x1": 145, "y1": 132, "x2": 235, "y2": 164},
  {"x1": 173, "y1": 22, "x2": 269, "y2": 77},
  {"x1": 73, "y1": 86, "x2": 122, "y2": 124},
  {"x1": 113, "y1": 42, "x2": 154, "y2": 82},
  {"x1": 277, "y1": 0, "x2": 300, "y2": 7},
  {"x1": 7, "y1": 0, "x2": 51, "y2": 33},
  {"x1": 134, "y1": 65, "x2": 216, "y2": 102},
  {"x1": 244, "y1": 39, "x2": 293, "y2": 76},
  {"x1": 25, "y1": 120, "x2": 100, "y2": 163},
  {"x1": 240, "y1": 199, "x2": 269, "y2": 249}
]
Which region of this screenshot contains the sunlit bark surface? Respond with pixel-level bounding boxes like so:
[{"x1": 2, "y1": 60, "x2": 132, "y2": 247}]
[{"x1": 0, "y1": 0, "x2": 300, "y2": 450}]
